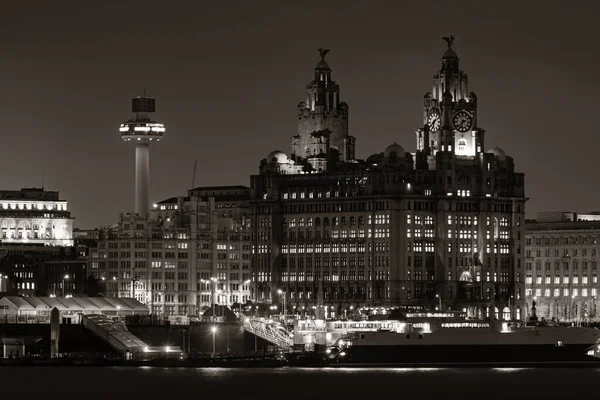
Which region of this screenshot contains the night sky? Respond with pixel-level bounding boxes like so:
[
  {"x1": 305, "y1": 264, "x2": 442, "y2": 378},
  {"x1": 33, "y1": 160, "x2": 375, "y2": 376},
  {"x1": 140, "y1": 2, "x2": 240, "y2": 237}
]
[{"x1": 0, "y1": 1, "x2": 597, "y2": 228}]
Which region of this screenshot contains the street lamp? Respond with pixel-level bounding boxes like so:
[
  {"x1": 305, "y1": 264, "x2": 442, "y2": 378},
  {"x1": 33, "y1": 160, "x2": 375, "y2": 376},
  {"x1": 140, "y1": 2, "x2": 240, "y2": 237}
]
[
  {"x1": 62, "y1": 274, "x2": 70, "y2": 297},
  {"x1": 116, "y1": 305, "x2": 121, "y2": 319},
  {"x1": 435, "y1": 294, "x2": 441, "y2": 311},
  {"x1": 508, "y1": 295, "x2": 514, "y2": 321},
  {"x1": 277, "y1": 289, "x2": 286, "y2": 318},
  {"x1": 211, "y1": 326, "x2": 217, "y2": 357}
]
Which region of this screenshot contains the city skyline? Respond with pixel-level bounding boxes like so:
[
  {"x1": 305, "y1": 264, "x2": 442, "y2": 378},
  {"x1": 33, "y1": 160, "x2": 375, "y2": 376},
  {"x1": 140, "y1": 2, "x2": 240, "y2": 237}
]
[{"x1": 0, "y1": 1, "x2": 598, "y2": 229}]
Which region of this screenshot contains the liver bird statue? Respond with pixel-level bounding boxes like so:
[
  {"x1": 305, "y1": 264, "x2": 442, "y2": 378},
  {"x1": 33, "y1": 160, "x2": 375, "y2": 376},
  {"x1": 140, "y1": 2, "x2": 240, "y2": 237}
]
[
  {"x1": 318, "y1": 48, "x2": 330, "y2": 60},
  {"x1": 442, "y1": 35, "x2": 455, "y2": 48}
]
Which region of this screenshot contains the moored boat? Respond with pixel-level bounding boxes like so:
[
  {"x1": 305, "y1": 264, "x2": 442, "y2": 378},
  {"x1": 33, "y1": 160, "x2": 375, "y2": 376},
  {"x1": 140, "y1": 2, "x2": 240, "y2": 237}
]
[{"x1": 295, "y1": 311, "x2": 600, "y2": 364}]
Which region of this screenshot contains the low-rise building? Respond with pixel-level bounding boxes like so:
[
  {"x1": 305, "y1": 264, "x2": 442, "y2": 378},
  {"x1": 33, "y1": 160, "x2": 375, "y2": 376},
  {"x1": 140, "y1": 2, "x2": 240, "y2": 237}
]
[{"x1": 525, "y1": 212, "x2": 600, "y2": 322}]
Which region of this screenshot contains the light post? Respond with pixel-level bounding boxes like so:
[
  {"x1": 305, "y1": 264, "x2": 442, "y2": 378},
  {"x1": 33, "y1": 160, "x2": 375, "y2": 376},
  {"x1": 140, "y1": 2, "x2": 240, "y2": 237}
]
[
  {"x1": 116, "y1": 305, "x2": 121, "y2": 319},
  {"x1": 508, "y1": 295, "x2": 514, "y2": 321},
  {"x1": 277, "y1": 289, "x2": 286, "y2": 318},
  {"x1": 211, "y1": 326, "x2": 217, "y2": 357},
  {"x1": 435, "y1": 294, "x2": 441, "y2": 311},
  {"x1": 62, "y1": 274, "x2": 70, "y2": 297}
]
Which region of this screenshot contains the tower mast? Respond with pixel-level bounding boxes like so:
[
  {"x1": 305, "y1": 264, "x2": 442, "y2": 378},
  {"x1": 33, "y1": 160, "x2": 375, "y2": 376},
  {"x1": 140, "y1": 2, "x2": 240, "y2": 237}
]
[{"x1": 119, "y1": 95, "x2": 166, "y2": 216}]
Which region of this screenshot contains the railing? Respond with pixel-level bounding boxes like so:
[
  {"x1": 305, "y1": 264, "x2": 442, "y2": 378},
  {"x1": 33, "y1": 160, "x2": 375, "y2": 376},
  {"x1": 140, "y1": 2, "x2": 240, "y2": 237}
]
[{"x1": 242, "y1": 317, "x2": 294, "y2": 350}]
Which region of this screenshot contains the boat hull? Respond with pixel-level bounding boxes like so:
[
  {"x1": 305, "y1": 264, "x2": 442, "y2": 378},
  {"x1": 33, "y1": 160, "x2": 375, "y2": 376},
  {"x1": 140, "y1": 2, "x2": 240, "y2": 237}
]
[{"x1": 343, "y1": 343, "x2": 596, "y2": 364}]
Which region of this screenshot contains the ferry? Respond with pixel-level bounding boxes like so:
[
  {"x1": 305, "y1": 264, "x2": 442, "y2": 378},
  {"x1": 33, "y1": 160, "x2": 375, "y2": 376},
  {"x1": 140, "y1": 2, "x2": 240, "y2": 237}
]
[{"x1": 294, "y1": 311, "x2": 600, "y2": 364}]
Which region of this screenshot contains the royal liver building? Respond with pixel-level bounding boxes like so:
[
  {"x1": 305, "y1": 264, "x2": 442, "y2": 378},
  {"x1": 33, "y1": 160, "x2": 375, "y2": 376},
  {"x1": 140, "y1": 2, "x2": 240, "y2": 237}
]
[{"x1": 250, "y1": 37, "x2": 526, "y2": 321}]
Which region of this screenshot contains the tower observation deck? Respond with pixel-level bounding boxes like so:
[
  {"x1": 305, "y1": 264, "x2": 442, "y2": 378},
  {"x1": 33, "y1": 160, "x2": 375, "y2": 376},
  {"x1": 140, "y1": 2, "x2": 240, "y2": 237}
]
[{"x1": 119, "y1": 96, "x2": 166, "y2": 217}]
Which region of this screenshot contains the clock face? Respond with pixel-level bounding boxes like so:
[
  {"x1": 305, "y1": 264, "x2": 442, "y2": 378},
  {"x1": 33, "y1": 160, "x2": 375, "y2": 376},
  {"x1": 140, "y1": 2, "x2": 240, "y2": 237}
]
[
  {"x1": 453, "y1": 110, "x2": 473, "y2": 132},
  {"x1": 427, "y1": 113, "x2": 440, "y2": 132}
]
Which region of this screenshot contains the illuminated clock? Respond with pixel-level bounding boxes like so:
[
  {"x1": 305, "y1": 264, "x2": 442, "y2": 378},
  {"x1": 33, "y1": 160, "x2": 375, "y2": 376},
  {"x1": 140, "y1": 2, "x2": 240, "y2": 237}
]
[
  {"x1": 453, "y1": 110, "x2": 473, "y2": 132},
  {"x1": 427, "y1": 113, "x2": 441, "y2": 132}
]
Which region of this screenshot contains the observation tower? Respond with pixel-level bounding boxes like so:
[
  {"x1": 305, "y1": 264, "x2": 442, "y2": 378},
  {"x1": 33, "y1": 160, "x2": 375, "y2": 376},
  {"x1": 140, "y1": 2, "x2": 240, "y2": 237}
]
[{"x1": 119, "y1": 96, "x2": 165, "y2": 217}]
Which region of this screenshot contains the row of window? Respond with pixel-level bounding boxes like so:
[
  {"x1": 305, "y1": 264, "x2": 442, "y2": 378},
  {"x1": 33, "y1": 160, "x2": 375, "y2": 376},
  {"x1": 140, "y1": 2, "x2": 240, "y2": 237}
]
[
  {"x1": 526, "y1": 260, "x2": 598, "y2": 270},
  {"x1": 527, "y1": 288, "x2": 598, "y2": 298},
  {"x1": 527, "y1": 248, "x2": 597, "y2": 257},
  {"x1": 526, "y1": 276, "x2": 598, "y2": 285},
  {"x1": 527, "y1": 236, "x2": 599, "y2": 245}
]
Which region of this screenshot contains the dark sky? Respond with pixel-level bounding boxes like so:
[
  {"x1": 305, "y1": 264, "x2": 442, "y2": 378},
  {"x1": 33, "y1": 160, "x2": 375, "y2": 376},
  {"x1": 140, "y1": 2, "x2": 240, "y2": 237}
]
[{"x1": 0, "y1": 0, "x2": 598, "y2": 228}]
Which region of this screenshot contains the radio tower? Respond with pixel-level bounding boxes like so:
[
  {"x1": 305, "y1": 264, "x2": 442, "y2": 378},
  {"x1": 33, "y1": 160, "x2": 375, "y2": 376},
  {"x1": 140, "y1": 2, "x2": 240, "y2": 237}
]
[{"x1": 119, "y1": 95, "x2": 166, "y2": 217}]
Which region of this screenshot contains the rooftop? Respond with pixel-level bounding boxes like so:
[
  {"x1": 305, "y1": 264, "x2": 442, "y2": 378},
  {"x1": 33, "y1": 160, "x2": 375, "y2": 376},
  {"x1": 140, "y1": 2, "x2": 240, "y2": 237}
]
[
  {"x1": 525, "y1": 220, "x2": 600, "y2": 232},
  {"x1": 0, "y1": 296, "x2": 148, "y2": 313}
]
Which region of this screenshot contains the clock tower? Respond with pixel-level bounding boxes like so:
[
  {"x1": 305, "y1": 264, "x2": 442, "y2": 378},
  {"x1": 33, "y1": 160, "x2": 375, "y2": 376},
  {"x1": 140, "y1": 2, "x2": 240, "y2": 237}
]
[{"x1": 416, "y1": 36, "x2": 485, "y2": 160}]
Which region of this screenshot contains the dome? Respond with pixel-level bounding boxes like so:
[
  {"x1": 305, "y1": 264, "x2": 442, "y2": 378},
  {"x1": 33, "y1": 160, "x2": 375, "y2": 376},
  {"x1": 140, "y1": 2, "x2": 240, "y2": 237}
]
[
  {"x1": 266, "y1": 150, "x2": 289, "y2": 164},
  {"x1": 384, "y1": 142, "x2": 406, "y2": 159},
  {"x1": 442, "y1": 48, "x2": 458, "y2": 59},
  {"x1": 315, "y1": 60, "x2": 330, "y2": 70},
  {"x1": 486, "y1": 147, "x2": 507, "y2": 161},
  {"x1": 366, "y1": 153, "x2": 384, "y2": 165}
]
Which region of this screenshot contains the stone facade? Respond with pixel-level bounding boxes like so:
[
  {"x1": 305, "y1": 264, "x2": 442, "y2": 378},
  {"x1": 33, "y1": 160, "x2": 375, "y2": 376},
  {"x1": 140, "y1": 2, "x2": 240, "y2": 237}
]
[
  {"x1": 290, "y1": 51, "x2": 354, "y2": 170},
  {"x1": 0, "y1": 188, "x2": 73, "y2": 246},
  {"x1": 250, "y1": 40, "x2": 527, "y2": 320},
  {"x1": 525, "y1": 212, "x2": 600, "y2": 323}
]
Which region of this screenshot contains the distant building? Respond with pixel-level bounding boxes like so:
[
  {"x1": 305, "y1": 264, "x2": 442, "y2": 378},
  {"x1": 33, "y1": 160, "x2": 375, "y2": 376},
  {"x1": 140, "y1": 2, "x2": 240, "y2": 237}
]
[
  {"x1": 40, "y1": 255, "x2": 88, "y2": 297},
  {"x1": 0, "y1": 187, "x2": 73, "y2": 246},
  {"x1": 250, "y1": 40, "x2": 526, "y2": 320},
  {"x1": 73, "y1": 228, "x2": 100, "y2": 241},
  {"x1": 525, "y1": 212, "x2": 600, "y2": 322},
  {"x1": 0, "y1": 187, "x2": 76, "y2": 297},
  {"x1": 91, "y1": 186, "x2": 251, "y2": 321}
]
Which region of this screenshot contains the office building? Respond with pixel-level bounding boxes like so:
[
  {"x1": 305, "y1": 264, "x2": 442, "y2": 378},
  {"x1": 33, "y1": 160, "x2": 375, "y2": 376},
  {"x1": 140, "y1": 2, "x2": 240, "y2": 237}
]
[
  {"x1": 525, "y1": 212, "x2": 600, "y2": 322},
  {"x1": 250, "y1": 38, "x2": 527, "y2": 320}
]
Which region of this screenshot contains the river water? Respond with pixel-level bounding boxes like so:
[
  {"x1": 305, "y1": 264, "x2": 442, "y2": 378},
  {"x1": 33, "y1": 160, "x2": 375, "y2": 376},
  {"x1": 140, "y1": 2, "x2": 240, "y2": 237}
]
[{"x1": 1, "y1": 366, "x2": 598, "y2": 399}]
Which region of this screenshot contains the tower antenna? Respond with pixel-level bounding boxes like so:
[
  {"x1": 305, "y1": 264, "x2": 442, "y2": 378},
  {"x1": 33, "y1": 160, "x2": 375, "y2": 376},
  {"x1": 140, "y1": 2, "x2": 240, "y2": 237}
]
[
  {"x1": 191, "y1": 160, "x2": 198, "y2": 189},
  {"x1": 120, "y1": 94, "x2": 165, "y2": 216}
]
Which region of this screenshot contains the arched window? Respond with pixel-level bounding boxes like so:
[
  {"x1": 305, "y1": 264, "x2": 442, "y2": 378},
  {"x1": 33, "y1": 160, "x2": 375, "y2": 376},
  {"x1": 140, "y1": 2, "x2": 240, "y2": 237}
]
[
  {"x1": 315, "y1": 218, "x2": 321, "y2": 227},
  {"x1": 457, "y1": 139, "x2": 467, "y2": 153},
  {"x1": 323, "y1": 218, "x2": 330, "y2": 227}
]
